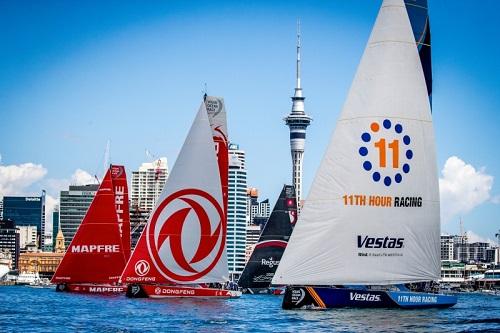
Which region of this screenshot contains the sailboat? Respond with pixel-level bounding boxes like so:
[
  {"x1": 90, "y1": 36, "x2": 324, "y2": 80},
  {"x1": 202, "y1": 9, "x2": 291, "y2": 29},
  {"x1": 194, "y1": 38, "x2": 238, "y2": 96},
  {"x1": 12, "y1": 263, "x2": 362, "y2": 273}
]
[
  {"x1": 238, "y1": 185, "x2": 297, "y2": 294},
  {"x1": 122, "y1": 97, "x2": 241, "y2": 298},
  {"x1": 52, "y1": 165, "x2": 131, "y2": 294},
  {"x1": 272, "y1": 0, "x2": 457, "y2": 309}
]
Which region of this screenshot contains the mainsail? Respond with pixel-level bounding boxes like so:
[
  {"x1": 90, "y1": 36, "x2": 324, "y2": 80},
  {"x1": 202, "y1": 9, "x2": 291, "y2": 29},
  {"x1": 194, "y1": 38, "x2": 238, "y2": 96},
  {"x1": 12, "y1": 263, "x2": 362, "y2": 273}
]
[
  {"x1": 273, "y1": 0, "x2": 440, "y2": 286},
  {"x1": 238, "y1": 185, "x2": 297, "y2": 289},
  {"x1": 121, "y1": 102, "x2": 229, "y2": 284},
  {"x1": 52, "y1": 165, "x2": 130, "y2": 284}
]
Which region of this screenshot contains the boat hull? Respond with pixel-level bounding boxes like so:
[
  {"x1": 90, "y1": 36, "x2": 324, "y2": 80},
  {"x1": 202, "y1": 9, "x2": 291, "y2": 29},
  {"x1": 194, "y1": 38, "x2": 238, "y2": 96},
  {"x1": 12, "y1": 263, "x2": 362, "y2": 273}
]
[
  {"x1": 56, "y1": 283, "x2": 126, "y2": 294},
  {"x1": 282, "y1": 286, "x2": 457, "y2": 309},
  {"x1": 126, "y1": 284, "x2": 241, "y2": 299},
  {"x1": 243, "y1": 287, "x2": 285, "y2": 295}
]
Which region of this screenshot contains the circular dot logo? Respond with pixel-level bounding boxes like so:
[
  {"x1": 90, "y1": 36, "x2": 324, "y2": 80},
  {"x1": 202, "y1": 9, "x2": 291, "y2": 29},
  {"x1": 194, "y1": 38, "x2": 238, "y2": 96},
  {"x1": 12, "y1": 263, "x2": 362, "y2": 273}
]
[
  {"x1": 147, "y1": 188, "x2": 225, "y2": 282},
  {"x1": 134, "y1": 260, "x2": 150, "y2": 277},
  {"x1": 359, "y1": 119, "x2": 413, "y2": 186}
]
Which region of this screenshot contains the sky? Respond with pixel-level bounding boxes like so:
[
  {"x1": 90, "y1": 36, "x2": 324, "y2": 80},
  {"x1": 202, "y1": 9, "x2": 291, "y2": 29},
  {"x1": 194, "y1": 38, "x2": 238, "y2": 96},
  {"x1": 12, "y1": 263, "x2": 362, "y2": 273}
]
[{"x1": 0, "y1": 0, "x2": 499, "y2": 242}]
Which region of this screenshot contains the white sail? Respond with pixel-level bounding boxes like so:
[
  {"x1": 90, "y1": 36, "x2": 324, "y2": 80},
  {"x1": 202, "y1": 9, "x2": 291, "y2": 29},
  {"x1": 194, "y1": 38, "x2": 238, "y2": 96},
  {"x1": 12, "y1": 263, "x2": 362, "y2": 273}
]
[
  {"x1": 145, "y1": 102, "x2": 229, "y2": 283},
  {"x1": 273, "y1": 0, "x2": 440, "y2": 286}
]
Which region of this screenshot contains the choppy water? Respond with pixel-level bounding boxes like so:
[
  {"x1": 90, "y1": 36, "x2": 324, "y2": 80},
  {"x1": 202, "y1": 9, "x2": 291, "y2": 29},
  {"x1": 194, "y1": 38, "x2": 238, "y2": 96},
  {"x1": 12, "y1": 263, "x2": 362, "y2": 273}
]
[{"x1": 1, "y1": 286, "x2": 499, "y2": 332}]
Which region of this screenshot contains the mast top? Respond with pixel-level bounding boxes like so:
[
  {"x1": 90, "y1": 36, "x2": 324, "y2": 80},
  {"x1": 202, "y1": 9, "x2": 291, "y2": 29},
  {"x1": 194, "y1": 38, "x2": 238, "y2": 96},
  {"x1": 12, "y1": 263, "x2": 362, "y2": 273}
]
[{"x1": 296, "y1": 19, "x2": 301, "y2": 91}]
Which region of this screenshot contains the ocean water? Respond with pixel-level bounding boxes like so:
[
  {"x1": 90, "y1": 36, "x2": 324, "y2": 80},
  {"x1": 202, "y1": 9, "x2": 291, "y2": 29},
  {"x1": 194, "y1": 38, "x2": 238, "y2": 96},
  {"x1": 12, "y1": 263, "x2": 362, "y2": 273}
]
[{"x1": 1, "y1": 286, "x2": 499, "y2": 332}]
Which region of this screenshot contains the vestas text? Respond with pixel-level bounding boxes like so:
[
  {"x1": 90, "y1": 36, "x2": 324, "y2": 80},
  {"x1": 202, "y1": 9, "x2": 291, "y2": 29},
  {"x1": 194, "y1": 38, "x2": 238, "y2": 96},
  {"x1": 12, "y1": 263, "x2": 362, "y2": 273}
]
[{"x1": 357, "y1": 235, "x2": 404, "y2": 249}]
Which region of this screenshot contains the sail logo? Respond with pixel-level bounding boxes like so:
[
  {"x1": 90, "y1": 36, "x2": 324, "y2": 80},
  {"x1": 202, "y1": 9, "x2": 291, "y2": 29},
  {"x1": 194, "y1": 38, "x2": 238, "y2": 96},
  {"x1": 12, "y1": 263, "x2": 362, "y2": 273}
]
[
  {"x1": 357, "y1": 235, "x2": 404, "y2": 249},
  {"x1": 349, "y1": 292, "x2": 381, "y2": 302},
  {"x1": 71, "y1": 244, "x2": 120, "y2": 253},
  {"x1": 135, "y1": 260, "x2": 150, "y2": 276},
  {"x1": 115, "y1": 185, "x2": 125, "y2": 235},
  {"x1": 359, "y1": 119, "x2": 413, "y2": 186},
  {"x1": 110, "y1": 165, "x2": 124, "y2": 178},
  {"x1": 291, "y1": 288, "x2": 306, "y2": 305},
  {"x1": 205, "y1": 97, "x2": 224, "y2": 117},
  {"x1": 261, "y1": 257, "x2": 280, "y2": 268},
  {"x1": 147, "y1": 188, "x2": 225, "y2": 282}
]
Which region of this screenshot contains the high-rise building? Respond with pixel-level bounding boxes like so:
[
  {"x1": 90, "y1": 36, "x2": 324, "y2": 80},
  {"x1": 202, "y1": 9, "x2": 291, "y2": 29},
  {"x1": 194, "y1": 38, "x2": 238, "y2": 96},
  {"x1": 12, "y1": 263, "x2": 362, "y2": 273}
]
[
  {"x1": 467, "y1": 242, "x2": 490, "y2": 263},
  {"x1": 18, "y1": 226, "x2": 38, "y2": 250},
  {"x1": 51, "y1": 206, "x2": 59, "y2": 250},
  {"x1": 0, "y1": 219, "x2": 20, "y2": 269},
  {"x1": 440, "y1": 235, "x2": 454, "y2": 261},
  {"x1": 227, "y1": 143, "x2": 247, "y2": 281},
  {"x1": 245, "y1": 224, "x2": 261, "y2": 262},
  {"x1": 59, "y1": 184, "x2": 98, "y2": 248},
  {"x1": 284, "y1": 21, "x2": 312, "y2": 207},
  {"x1": 130, "y1": 158, "x2": 168, "y2": 248},
  {"x1": 2, "y1": 192, "x2": 46, "y2": 249},
  {"x1": 0, "y1": 199, "x2": 3, "y2": 219},
  {"x1": 246, "y1": 188, "x2": 271, "y2": 226}
]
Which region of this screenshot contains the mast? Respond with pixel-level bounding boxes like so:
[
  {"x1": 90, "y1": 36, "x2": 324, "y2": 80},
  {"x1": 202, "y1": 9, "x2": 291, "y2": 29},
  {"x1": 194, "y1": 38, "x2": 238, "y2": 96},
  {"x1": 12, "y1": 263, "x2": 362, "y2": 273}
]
[{"x1": 284, "y1": 19, "x2": 312, "y2": 209}]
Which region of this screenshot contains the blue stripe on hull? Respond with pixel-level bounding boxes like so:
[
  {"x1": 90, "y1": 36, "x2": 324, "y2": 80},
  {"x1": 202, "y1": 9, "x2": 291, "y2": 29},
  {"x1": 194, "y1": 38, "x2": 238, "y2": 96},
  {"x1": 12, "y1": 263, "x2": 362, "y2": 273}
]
[{"x1": 283, "y1": 286, "x2": 457, "y2": 309}]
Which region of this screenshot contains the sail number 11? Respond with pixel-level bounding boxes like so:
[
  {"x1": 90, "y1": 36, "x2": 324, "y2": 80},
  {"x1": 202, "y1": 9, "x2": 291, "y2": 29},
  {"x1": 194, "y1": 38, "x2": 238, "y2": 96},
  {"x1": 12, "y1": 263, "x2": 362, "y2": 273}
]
[{"x1": 374, "y1": 139, "x2": 399, "y2": 168}]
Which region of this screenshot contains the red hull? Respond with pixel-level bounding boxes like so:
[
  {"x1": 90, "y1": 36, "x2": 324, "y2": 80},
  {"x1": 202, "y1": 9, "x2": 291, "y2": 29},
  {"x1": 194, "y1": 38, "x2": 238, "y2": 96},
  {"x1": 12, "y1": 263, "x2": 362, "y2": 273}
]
[
  {"x1": 127, "y1": 284, "x2": 241, "y2": 299},
  {"x1": 56, "y1": 283, "x2": 126, "y2": 295}
]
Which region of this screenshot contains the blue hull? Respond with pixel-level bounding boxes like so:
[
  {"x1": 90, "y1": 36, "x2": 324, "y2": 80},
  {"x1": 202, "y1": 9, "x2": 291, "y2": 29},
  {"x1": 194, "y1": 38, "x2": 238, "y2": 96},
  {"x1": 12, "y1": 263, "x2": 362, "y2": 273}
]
[{"x1": 282, "y1": 286, "x2": 457, "y2": 309}]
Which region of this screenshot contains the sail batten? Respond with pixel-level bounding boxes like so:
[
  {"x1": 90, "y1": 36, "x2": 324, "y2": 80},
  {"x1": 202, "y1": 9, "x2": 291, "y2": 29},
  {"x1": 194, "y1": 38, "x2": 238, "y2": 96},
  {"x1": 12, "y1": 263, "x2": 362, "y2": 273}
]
[{"x1": 273, "y1": 0, "x2": 439, "y2": 286}]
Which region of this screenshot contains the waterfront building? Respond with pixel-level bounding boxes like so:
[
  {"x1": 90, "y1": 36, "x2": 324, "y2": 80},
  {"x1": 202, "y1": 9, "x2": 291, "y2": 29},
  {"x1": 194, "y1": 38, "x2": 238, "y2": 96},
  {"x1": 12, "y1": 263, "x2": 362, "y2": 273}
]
[
  {"x1": 54, "y1": 227, "x2": 65, "y2": 253},
  {"x1": 59, "y1": 184, "x2": 98, "y2": 248},
  {"x1": 130, "y1": 158, "x2": 168, "y2": 248},
  {"x1": 0, "y1": 219, "x2": 20, "y2": 269},
  {"x1": 18, "y1": 252, "x2": 64, "y2": 279},
  {"x1": 2, "y1": 192, "x2": 46, "y2": 249},
  {"x1": 245, "y1": 224, "x2": 261, "y2": 263},
  {"x1": 486, "y1": 247, "x2": 499, "y2": 264},
  {"x1": 51, "y1": 206, "x2": 59, "y2": 250},
  {"x1": 284, "y1": 22, "x2": 312, "y2": 206},
  {"x1": 440, "y1": 235, "x2": 454, "y2": 261},
  {"x1": 440, "y1": 260, "x2": 465, "y2": 285},
  {"x1": 246, "y1": 188, "x2": 270, "y2": 226},
  {"x1": 18, "y1": 226, "x2": 37, "y2": 250},
  {"x1": 468, "y1": 242, "x2": 490, "y2": 263},
  {"x1": 227, "y1": 143, "x2": 247, "y2": 281}
]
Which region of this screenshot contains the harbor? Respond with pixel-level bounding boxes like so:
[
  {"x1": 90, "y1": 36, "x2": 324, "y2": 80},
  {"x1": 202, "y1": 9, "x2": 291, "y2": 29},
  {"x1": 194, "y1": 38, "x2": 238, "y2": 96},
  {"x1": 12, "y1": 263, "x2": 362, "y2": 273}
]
[
  {"x1": 1, "y1": 0, "x2": 499, "y2": 330},
  {"x1": 1, "y1": 286, "x2": 499, "y2": 332}
]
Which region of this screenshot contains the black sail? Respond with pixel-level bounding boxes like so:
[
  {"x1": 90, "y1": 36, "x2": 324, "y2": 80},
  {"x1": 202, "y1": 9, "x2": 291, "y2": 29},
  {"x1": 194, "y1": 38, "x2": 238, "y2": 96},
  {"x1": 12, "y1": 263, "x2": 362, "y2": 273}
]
[
  {"x1": 238, "y1": 185, "x2": 297, "y2": 290},
  {"x1": 405, "y1": 0, "x2": 432, "y2": 105}
]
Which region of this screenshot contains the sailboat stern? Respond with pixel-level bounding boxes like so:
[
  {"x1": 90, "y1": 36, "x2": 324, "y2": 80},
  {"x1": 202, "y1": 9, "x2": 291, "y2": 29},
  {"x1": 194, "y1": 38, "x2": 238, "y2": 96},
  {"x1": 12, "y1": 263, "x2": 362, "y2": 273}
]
[{"x1": 126, "y1": 284, "x2": 149, "y2": 298}]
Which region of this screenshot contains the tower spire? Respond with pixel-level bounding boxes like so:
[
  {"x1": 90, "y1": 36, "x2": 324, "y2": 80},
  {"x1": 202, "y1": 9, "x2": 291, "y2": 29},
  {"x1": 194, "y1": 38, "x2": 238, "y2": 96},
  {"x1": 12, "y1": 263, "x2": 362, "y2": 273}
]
[
  {"x1": 296, "y1": 19, "x2": 301, "y2": 91},
  {"x1": 284, "y1": 20, "x2": 312, "y2": 209}
]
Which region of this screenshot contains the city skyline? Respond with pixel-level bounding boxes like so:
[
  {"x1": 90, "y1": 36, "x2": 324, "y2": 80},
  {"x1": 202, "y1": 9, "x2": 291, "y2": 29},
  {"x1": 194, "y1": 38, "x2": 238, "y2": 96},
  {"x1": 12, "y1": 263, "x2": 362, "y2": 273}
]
[{"x1": 1, "y1": 1, "x2": 499, "y2": 241}]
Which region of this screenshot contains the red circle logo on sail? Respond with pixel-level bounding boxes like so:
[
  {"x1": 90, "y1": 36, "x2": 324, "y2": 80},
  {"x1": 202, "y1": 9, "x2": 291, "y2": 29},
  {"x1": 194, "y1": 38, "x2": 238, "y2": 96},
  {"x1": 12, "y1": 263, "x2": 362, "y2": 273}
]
[
  {"x1": 134, "y1": 260, "x2": 150, "y2": 276},
  {"x1": 147, "y1": 189, "x2": 225, "y2": 282}
]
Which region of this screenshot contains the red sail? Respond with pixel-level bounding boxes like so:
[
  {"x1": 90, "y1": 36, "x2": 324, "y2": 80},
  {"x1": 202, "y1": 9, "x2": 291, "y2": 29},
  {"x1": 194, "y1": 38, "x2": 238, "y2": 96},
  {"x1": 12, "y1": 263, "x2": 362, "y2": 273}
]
[
  {"x1": 51, "y1": 165, "x2": 129, "y2": 284},
  {"x1": 111, "y1": 165, "x2": 131, "y2": 261}
]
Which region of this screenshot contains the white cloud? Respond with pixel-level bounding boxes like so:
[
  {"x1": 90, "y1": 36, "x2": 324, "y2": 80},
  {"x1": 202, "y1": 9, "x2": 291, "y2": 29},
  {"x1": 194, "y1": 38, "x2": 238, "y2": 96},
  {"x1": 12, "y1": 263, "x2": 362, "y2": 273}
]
[
  {"x1": 467, "y1": 230, "x2": 496, "y2": 246},
  {"x1": 0, "y1": 157, "x2": 94, "y2": 236},
  {"x1": 0, "y1": 162, "x2": 47, "y2": 197},
  {"x1": 439, "y1": 156, "x2": 494, "y2": 223},
  {"x1": 70, "y1": 169, "x2": 96, "y2": 186}
]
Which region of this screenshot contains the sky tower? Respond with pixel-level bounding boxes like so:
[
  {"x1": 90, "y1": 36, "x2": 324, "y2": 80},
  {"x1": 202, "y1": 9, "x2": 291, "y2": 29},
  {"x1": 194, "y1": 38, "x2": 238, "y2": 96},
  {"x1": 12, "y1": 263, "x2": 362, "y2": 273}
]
[{"x1": 284, "y1": 20, "x2": 312, "y2": 207}]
